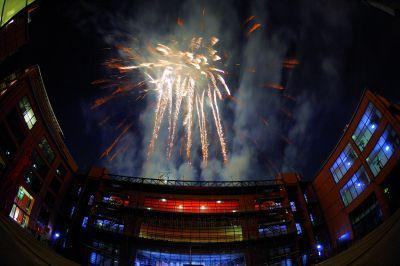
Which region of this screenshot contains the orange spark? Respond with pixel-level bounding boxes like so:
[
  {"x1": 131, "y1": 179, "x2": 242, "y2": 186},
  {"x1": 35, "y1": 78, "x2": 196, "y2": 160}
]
[
  {"x1": 98, "y1": 116, "x2": 110, "y2": 126},
  {"x1": 100, "y1": 123, "x2": 133, "y2": 159},
  {"x1": 280, "y1": 108, "x2": 293, "y2": 118},
  {"x1": 91, "y1": 94, "x2": 115, "y2": 110},
  {"x1": 244, "y1": 15, "x2": 255, "y2": 25},
  {"x1": 108, "y1": 145, "x2": 129, "y2": 162},
  {"x1": 177, "y1": 17, "x2": 184, "y2": 27},
  {"x1": 262, "y1": 83, "x2": 284, "y2": 91},
  {"x1": 247, "y1": 23, "x2": 261, "y2": 36}
]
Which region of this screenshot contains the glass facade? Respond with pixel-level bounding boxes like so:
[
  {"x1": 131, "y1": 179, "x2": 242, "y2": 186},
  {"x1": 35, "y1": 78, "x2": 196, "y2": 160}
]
[
  {"x1": 135, "y1": 250, "x2": 245, "y2": 266},
  {"x1": 366, "y1": 126, "x2": 399, "y2": 177},
  {"x1": 94, "y1": 219, "x2": 124, "y2": 233},
  {"x1": 0, "y1": 0, "x2": 35, "y2": 27},
  {"x1": 330, "y1": 143, "x2": 358, "y2": 183},
  {"x1": 352, "y1": 103, "x2": 382, "y2": 151},
  {"x1": 340, "y1": 167, "x2": 370, "y2": 206}
]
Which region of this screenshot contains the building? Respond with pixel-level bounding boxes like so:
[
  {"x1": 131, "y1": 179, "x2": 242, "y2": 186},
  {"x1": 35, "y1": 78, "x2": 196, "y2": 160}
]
[
  {"x1": 64, "y1": 168, "x2": 317, "y2": 265},
  {"x1": 313, "y1": 90, "x2": 400, "y2": 253},
  {"x1": 0, "y1": 0, "x2": 78, "y2": 243}
]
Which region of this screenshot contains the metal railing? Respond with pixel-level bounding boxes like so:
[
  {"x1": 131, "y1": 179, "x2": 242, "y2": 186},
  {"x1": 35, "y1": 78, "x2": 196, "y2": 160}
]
[{"x1": 104, "y1": 174, "x2": 282, "y2": 188}]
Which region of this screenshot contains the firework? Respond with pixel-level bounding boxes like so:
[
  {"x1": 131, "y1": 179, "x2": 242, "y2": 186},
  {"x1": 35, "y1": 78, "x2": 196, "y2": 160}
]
[{"x1": 113, "y1": 36, "x2": 230, "y2": 165}]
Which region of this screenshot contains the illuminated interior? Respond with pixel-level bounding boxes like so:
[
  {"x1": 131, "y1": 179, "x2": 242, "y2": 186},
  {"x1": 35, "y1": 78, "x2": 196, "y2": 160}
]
[
  {"x1": 9, "y1": 186, "x2": 34, "y2": 228},
  {"x1": 0, "y1": 0, "x2": 35, "y2": 27},
  {"x1": 134, "y1": 250, "x2": 245, "y2": 266},
  {"x1": 139, "y1": 223, "x2": 243, "y2": 243},
  {"x1": 144, "y1": 197, "x2": 240, "y2": 213}
]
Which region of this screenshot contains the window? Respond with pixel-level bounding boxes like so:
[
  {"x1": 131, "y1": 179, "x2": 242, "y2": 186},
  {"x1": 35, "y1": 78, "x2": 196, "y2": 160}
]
[
  {"x1": 330, "y1": 144, "x2": 358, "y2": 183},
  {"x1": 366, "y1": 126, "x2": 399, "y2": 177},
  {"x1": 340, "y1": 166, "x2": 371, "y2": 206},
  {"x1": 258, "y1": 224, "x2": 287, "y2": 237},
  {"x1": 1, "y1": 0, "x2": 36, "y2": 27},
  {"x1": 31, "y1": 151, "x2": 48, "y2": 177},
  {"x1": 82, "y1": 217, "x2": 88, "y2": 229},
  {"x1": 55, "y1": 164, "x2": 67, "y2": 179},
  {"x1": 0, "y1": 123, "x2": 16, "y2": 160},
  {"x1": 19, "y1": 96, "x2": 37, "y2": 130},
  {"x1": 44, "y1": 192, "x2": 55, "y2": 208},
  {"x1": 38, "y1": 138, "x2": 55, "y2": 164},
  {"x1": 95, "y1": 219, "x2": 124, "y2": 233},
  {"x1": 23, "y1": 170, "x2": 42, "y2": 195},
  {"x1": 290, "y1": 201, "x2": 296, "y2": 212},
  {"x1": 6, "y1": 108, "x2": 25, "y2": 143},
  {"x1": 352, "y1": 103, "x2": 382, "y2": 151},
  {"x1": 9, "y1": 186, "x2": 34, "y2": 228},
  {"x1": 50, "y1": 177, "x2": 61, "y2": 193},
  {"x1": 295, "y1": 223, "x2": 302, "y2": 235}
]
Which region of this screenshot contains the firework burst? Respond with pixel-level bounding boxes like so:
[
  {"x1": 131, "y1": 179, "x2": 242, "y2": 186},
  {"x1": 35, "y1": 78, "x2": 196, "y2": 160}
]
[{"x1": 112, "y1": 36, "x2": 230, "y2": 165}]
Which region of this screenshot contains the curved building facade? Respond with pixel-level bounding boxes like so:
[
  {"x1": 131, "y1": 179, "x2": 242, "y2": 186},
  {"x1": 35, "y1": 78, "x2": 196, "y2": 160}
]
[{"x1": 66, "y1": 169, "x2": 317, "y2": 265}]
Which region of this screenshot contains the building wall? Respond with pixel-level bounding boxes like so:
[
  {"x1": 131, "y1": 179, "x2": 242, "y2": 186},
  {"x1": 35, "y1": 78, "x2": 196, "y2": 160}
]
[
  {"x1": 313, "y1": 90, "x2": 400, "y2": 250},
  {"x1": 66, "y1": 168, "x2": 314, "y2": 265},
  {"x1": 0, "y1": 65, "x2": 77, "y2": 240}
]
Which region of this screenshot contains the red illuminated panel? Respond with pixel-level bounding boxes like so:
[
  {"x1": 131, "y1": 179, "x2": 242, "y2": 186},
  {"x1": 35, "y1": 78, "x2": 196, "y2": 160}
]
[{"x1": 144, "y1": 198, "x2": 239, "y2": 213}]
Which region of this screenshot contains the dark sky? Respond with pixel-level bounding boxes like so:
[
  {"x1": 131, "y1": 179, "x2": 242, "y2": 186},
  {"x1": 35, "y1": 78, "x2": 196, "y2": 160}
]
[{"x1": 32, "y1": 0, "x2": 400, "y2": 180}]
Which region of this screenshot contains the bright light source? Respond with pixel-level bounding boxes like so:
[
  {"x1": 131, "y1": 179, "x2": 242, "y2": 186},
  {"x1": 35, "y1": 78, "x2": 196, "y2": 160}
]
[
  {"x1": 316, "y1": 244, "x2": 323, "y2": 250},
  {"x1": 232, "y1": 210, "x2": 237, "y2": 213},
  {"x1": 370, "y1": 124, "x2": 376, "y2": 129},
  {"x1": 385, "y1": 145, "x2": 390, "y2": 152},
  {"x1": 160, "y1": 198, "x2": 167, "y2": 202},
  {"x1": 200, "y1": 206, "x2": 206, "y2": 210},
  {"x1": 178, "y1": 205, "x2": 183, "y2": 209},
  {"x1": 54, "y1": 232, "x2": 60, "y2": 239},
  {"x1": 147, "y1": 207, "x2": 152, "y2": 210},
  {"x1": 216, "y1": 200, "x2": 222, "y2": 204}
]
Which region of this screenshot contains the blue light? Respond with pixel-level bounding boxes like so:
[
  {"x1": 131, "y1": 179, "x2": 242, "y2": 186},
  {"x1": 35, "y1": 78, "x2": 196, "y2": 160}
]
[
  {"x1": 338, "y1": 232, "x2": 350, "y2": 241},
  {"x1": 316, "y1": 244, "x2": 323, "y2": 250},
  {"x1": 53, "y1": 232, "x2": 60, "y2": 239},
  {"x1": 370, "y1": 124, "x2": 376, "y2": 130},
  {"x1": 90, "y1": 252, "x2": 97, "y2": 264},
  {"x1": 385, "y1": 145, "x2": 390, "y2": 152},
  {"x1": 356, "y1": 182, "x2": 361, "y2": 187}
]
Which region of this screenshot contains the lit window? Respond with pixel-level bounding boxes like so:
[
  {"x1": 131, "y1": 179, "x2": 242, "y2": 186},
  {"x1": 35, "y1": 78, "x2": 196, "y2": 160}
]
[
  {"x1": 258, "y1": 224, "x2": 287, "y2": 237},
  {"x1": 290, "y1": 201, "x2": 296, "y2": 212},
  {"x1": 295, "y1": 223, "x2": 302, "y2": 234},
  {"x1": 95, "y1": 219, "x2": 124, "y2": 233},
  {"x1": 38, "y1": 138, "x2": 55, "y2": 163},
  {"x1": 366, "y1": 126, "x2": 399, "y2": 177},
  {"x1": 9, "y1": 186, "x2": 34, "y2": 228},
  {"x1": 82, "y1": 217, "x2": 88, "y2": 228},
  {"x1": 19, "y1": 96, "x2": 36, "y2": 130},
  {"x1": 330, "y1": 143, "x2": 358, "y2": 183},
  {"x1": 340, "y1": 166, "x2": 370, "y2": 206},
  {"x1": 352, "y1": 103, "x2": 382, "y2": 151}
]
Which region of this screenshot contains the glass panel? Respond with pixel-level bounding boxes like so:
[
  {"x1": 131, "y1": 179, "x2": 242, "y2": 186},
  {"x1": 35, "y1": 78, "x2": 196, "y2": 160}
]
[
  {"x1": 144, "y1": 197, "x2": 240, "y2": 213},
  {"x1": 6, "y1": 108, "x2": 26, "y2": 143},
  {"x1": 9, "y1": 186, "x2": 34, "y2": 228},
  {"x1": 367, "y1": 125, "x2": 400, "y2": 176},
  {"x1": 31, "y1": 150, "x2": 48, "y2": 177},
  {"x1": 23, "y1": 170, "x2": 42, "y2": 194},
  {"x1": 19, "y1": 96, "x2": 37, "y2": 130},
  {"x1": 38, "y1": 138, "x2": 55, "y2": 163},
  {"x1": 2, "y1": 0, "x2": 25, "y2": 26},
  {"x1": 340, "y1": 167, "x2": 370, "y2": 207},
  {"x1": 352, "y1": 103, "x2": 382, "y2": 151},
  {"x1": 330, "y1": 143, "x2": 358, "y2": 183},
  {"x1": 135, "y1": 250, "x2": 245, "y2": 266}
]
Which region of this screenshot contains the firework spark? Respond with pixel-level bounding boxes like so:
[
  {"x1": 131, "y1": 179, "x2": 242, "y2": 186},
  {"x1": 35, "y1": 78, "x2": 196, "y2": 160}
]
[{"x1": 112, "y1": 37, "x2": 230, "y2": 165}]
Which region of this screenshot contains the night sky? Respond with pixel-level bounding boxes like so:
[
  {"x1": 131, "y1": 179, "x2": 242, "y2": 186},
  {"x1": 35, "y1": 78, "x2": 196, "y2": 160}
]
[{"x1": 31, "y1": 0, "x2": 400, "y2": 180}]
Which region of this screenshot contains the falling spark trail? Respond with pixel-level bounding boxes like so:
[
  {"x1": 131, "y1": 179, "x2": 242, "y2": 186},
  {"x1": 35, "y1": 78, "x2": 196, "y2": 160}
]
[
  {"x1": 100, "y1": 123, "x2": 133, "y2": 159},
  {"x1": 247, "y1": 23, "x2": 261, "y2": 36}
]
